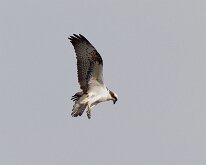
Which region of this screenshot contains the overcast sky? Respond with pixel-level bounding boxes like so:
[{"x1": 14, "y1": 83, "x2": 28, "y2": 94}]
[{"x1": 0, "y1": 0, "x2": 206, "y2": 165}]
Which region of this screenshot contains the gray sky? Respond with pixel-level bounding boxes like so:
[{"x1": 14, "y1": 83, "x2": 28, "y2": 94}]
[{"x1": 0, "y1": 0, "x2": 206, "y2": 165}]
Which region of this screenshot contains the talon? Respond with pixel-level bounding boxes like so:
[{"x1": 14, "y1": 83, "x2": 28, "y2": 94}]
[{"x1": 86, "y1": 110, "x2": 91, "y2": 119}]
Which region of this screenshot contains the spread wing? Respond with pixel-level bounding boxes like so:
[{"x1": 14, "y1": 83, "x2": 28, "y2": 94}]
[{"x1": 69, "y1": 34, "x2": 104, "y2": 93}]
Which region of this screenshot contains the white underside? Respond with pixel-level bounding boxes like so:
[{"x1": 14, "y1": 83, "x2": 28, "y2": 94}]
[
  {"x1": 83, "y1": 85, "x2": 110, "y2": 108},
  {"x1": 72, "y1": 84, "x2": 111, "y2": 116}
]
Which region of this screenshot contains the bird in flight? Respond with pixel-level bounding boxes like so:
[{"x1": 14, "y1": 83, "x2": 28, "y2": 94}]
[{"x1": 68, "y1": 34, "x2": 118, "y2": 119}]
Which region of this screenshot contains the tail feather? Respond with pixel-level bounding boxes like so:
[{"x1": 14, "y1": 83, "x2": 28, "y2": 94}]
[
  {"x1": 71, "y1": 103, "x2": 87, "y2": 117},
  {"x1": 71, "y1": 92, "x2": 88, "y2": 117}
]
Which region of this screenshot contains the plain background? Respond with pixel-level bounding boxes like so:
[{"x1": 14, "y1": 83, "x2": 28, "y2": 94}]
[{"x1": 0, "y1": 0, "x2": 206, "y2": 165}]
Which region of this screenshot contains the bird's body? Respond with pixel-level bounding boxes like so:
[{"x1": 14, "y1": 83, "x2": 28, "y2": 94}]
[{"x1": 69, "y1": 34, "x2": 118, "y2": 119}]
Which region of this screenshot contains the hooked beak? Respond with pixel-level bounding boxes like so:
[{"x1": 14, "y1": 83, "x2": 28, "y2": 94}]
[{"x1": 113, "y1": 100, "x2": 117, "y2": 104}]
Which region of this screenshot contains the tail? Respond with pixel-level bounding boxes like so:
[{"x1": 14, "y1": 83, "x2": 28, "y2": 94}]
[{"x1": 71, "y1": 102, "x2": 87, "y2": 117}]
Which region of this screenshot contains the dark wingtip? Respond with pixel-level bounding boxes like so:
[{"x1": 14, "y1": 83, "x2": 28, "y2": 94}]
[
  {"x1": 73, "y1": 34, "x2": 81, "y2": 39},
  {"x1": 79, "y1": 34, "x2": 84, "y2": 38},
  {"x1": 68, "y1": 34, "x2": 89, "y2": 42},
  {"x1": 79, "y1": 34, "x2": 88, "y2": 41},
  {"x1": 68, "y1": 34, "x2": 77, "y2": 40}
]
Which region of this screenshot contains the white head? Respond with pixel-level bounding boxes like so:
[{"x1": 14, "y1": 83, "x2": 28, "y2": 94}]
[{"x1": 109, "y1": 90, "x2": 118, "y2": 104}]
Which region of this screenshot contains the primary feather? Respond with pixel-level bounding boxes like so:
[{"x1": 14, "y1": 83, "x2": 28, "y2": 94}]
[{"x1": 69, "y1": 34, "x2": 118, "y2": 119}]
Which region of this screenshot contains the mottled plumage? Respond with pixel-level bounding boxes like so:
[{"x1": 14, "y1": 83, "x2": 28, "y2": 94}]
[{"x1": 68, "y1": 34, "x2": 118, "y2": 119}]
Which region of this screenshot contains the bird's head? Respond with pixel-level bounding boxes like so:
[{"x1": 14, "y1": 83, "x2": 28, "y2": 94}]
[{"x1": 109, "y1": 90, "x2": 118, "y2": 104}]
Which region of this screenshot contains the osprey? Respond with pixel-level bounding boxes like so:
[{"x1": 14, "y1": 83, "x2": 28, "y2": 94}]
[{"x1": 68, "y1": 34, "x2": 118, "y2": 119}]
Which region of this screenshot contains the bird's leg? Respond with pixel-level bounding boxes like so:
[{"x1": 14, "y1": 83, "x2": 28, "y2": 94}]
[{"x1": 86, "y1": 105, "x2": 92, "y2": 119}]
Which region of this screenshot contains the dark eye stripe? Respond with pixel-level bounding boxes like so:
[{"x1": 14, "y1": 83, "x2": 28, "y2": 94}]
[{"x1": 109, "y1": 90, "x2": 116, "y2": 99}]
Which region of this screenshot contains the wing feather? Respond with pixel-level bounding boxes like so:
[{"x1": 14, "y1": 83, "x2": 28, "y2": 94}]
[{"x1": 69, "y1": 34, "x2": 104, "y2": 92}]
